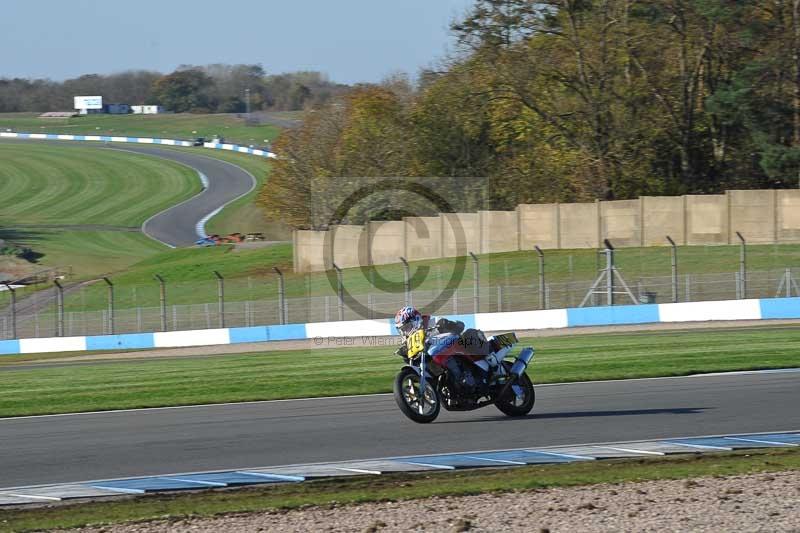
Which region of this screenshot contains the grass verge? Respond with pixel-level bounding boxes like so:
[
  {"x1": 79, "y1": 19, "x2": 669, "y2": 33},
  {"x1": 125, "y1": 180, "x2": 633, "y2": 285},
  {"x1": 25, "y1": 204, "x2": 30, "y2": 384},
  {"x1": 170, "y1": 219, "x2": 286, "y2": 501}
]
[
  {"x1": 1, "y1": 448, "x2": 798, "y2": 532},
  {"x1": 0, "y1": 325, "x2": 798, "y2": 417}
]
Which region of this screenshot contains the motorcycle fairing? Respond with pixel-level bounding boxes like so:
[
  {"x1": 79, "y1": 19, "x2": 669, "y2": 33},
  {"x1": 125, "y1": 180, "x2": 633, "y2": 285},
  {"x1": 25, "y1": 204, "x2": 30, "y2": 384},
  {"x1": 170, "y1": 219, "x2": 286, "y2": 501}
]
[{"x1": 428, "y1": 333, "x2": 461, "y2": 366}]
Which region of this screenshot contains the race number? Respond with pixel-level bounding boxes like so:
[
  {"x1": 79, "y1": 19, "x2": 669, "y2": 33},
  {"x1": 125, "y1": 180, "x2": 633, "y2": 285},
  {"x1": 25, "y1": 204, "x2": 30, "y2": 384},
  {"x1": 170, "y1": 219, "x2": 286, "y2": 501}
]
[{"x1": 406, "y1": 330, "x2": 425, "y2": 358}]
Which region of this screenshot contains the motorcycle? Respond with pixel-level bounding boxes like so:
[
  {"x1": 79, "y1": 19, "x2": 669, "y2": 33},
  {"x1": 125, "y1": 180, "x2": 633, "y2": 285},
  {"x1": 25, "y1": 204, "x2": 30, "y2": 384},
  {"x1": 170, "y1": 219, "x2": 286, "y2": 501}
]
[{"x1": 392, "y1": 323, "x2": 536, "y2": 423}]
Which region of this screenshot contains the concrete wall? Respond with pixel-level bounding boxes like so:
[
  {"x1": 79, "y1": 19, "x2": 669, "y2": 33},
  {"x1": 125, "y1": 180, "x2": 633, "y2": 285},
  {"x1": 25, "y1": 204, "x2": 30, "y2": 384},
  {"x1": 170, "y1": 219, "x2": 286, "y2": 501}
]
[
  {"x1": 294, "y1": 189, "x2": 800, "y2": 272},
  {"x1": 368, "y1": 221, "x2": 406, "y2": 265},
  {"x1": 404, "y1": 216, "x2": 441, "y2": 261},
  {"x1": 517, "y1": 204, "x2": 559, "y2": 250},
  {"x1": 293, "y1": 230, "x2": 329, "y2": 272},
  {"x1": 479, "y1": 210, "x2": 519, "y2": 253},
  {"x1": 777, "y1": 189, "x2": 800, "y2": 243},
  {"x1": 559, "y1": 201, "x2": 600, "y2": 249},
  {"x1": 728, "y1": 190, "x2": 776, "y2": 244},
  {"x1": 441, "y1": 213, "x2": 479, "y2": 257},
  {"x1": 601, "y1": 199, "x2": 641, "y2": 247},
  {"x1": 331, "y1": 225, "x2": 367, "y2": 269},
  {"x1": 686, "y1": 194, "x2": 728, "y2": 245},
  {"x1": 642, "y1": 196, "x2": 685, "y2": 246}
]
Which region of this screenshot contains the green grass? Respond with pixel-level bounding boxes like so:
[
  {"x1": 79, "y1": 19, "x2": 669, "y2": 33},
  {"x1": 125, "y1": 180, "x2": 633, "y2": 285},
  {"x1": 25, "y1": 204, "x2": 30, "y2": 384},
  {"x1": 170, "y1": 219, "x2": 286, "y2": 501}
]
[
  {"x1": 0, "y1": 143, "x2": 209, "y2": 278},
  {"x1": 9, "y1": 230, "x2": 168, "y2": 278},
  {"x1": 0, "y1": 325, "x2": 798, "y2": 417},
  {"x1": 0, "y1": 112, "x2": 280, "y2": 146},
  {"x1": 0, "y1": 143, "x2": 200, "y2": 227},
  {"x1": 51, "y1": 240, "x2": 800, "y2": 312},
  {"x1": 2, "y1": 447, "x2": 798, "y2": 532}
]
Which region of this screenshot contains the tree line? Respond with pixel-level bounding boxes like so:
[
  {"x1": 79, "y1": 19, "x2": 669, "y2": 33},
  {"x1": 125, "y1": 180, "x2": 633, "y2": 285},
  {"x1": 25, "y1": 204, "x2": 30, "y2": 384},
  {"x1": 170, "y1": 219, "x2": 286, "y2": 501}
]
[
  {"x1": 261, "y1": 0, "x2": 800, "y2": 230},
  {"x1": 0, "y1": 64, "x2": 350, "y2": 113}
]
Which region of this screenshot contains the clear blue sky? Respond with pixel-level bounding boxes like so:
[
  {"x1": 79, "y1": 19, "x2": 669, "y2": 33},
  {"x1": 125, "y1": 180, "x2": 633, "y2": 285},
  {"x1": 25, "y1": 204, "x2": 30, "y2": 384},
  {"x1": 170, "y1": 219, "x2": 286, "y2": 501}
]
[{"x1": 0, "y1": 0, "x2": 475, "y2": 84}]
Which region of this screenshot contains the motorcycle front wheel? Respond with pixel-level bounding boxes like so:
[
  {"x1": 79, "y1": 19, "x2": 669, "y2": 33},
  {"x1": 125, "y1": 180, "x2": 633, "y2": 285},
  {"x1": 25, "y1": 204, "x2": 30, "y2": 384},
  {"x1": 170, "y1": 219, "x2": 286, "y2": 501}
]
[
  {"x1": 495, "y1": 362, "x2": 535, "y2": 417},
  {"x1": 393, "y1": 367, "x2": 441, "y2": 423}
]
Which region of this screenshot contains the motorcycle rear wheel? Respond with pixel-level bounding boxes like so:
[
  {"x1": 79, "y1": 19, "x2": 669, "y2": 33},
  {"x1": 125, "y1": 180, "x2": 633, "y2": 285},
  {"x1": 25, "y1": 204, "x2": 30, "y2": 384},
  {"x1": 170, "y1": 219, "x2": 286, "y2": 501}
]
[
  {"x1": 495, "y1": 362, "x2": 535, "y2": 417},
  {"x1": 393, "y1": 367, "x2": 441, "y2": 423}
]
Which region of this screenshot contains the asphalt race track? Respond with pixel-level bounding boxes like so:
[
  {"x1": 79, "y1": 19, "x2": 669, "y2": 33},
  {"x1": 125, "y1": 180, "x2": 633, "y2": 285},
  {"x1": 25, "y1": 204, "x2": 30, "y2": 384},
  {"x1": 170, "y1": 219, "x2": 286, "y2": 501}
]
[
  {"x1": 0, "y1": 139, "x2": 256, "y2": 247},
  {"x1": 1, "y1": 371, "x2": 798, "y2": 488},
  {"x1": 113, "y1": 146, "x2": 255, "y2": 247}
]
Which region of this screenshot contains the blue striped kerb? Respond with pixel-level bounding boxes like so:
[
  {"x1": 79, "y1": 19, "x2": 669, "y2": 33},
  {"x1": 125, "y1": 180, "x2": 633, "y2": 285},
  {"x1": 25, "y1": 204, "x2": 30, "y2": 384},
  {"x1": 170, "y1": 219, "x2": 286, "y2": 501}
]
[
  {"x1": 759, "y1": 297, "x2": 800, "y2": 319},
  {"x1": 228, "y1": 324, "x2": 307, "y2": 344},
  {"x1": 85, "y1": 333, "x2": 155, "y2": 351},
  {"x1": 567, "y1": 303, "x2": 660, "y2": 327},
  {"x1": 0, "y1": 340, "x2": 21, "y2": 355}
]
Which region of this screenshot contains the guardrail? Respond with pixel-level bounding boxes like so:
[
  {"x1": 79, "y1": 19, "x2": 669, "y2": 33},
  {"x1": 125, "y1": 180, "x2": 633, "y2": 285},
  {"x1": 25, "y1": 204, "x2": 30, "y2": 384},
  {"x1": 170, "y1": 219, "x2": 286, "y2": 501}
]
[
  {"x1": 0, "y1": 132, "x2": 276, "y2": 158},
  {"x1": 1, "y1": 296, "x2": 797, "y2": 355}
]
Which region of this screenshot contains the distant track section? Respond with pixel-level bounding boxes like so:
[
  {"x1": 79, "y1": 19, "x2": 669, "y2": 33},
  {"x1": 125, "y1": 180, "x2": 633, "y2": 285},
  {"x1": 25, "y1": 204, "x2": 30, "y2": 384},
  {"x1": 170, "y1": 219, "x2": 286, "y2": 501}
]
[{"x1": 111, "y1": 146, "x2": 257, "y2": 247}]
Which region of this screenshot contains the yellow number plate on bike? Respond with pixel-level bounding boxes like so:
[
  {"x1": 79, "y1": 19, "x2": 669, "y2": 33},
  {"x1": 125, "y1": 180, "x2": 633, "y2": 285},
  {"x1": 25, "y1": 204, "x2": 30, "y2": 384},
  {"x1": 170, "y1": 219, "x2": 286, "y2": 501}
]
[{"x1": 406, "y1": 330, "x2": 425, "y2": 358}]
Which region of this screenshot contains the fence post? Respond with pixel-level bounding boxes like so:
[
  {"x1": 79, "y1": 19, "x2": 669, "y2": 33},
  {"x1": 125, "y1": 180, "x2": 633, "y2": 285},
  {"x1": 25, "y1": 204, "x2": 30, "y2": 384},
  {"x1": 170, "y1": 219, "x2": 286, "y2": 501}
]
[
  {"x1": 399, "y1": 257, "x2": 411, "y2": 307},
  {"x1": 666, "y1": 236, "x2": 678, "y2": 303},
  {"x1": 213, "y1": 271, "x2": 225, "y2": 328},
  {"x1": 332, "y1": 263, "x2": 344, "y2": 321},
  {"x1": 154, "y1": 274, "x2": 167, "y2": 332},
  {"x1": 736, "y1": 232, "x2": 747, "y2": 299},
  {"x1": 470, "y1": 252, "x2": 480, "y2": 313},
  {"x1": 685, "y1": 273, "x2": 691, "y2": 302},
  {"x1": 604, "y1": 240, "x2": 615, "y2": 306},
  {"x1": 534, "y1": 245, "x2": 545, "y2": 310},
  {"x1": 54, "y1": 280, "x2": 64, "y2": 337},
  {"x1": 3, "y1": 283, "x2": 16, "y2": 339},
  {"x1": 273, "y1": 267, "x2": 286, "y2": 325},
  {"x1": 103, "y1": 277, "x2": 114, "y2": 334}
]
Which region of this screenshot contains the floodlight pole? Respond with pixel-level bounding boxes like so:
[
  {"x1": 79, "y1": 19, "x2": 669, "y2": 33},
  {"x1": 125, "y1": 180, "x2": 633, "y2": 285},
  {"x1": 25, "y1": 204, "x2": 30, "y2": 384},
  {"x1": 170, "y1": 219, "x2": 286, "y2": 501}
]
[
  {"x1": 273, "y1": 267, "x2": 286, "y2": 325},
  {"x1": 604, "y1": 239, "x2": 615, "y2": 306},
  {"x1": 214, "y1": 271, "x2": 225, "y2": 328},
  {"x1": 666, "y1": 236, "x2": 678, "y2": 303},
  {"x1": 332, "y1": 263, "x2": 344, "y2": 321},
  {"x1": 534, "y1": 245, "x2": 545, "y2": 310},
  {"x1": 400, "y1": 257, "x2": 411, "y2": 307},
  {"x1": 103, "y1": 277, "x2": 114, "y2": 334},
  {"x1": 470, "y1": 252, "x2": 480, "y2": 313},
  {"x1": 737, "y1": 232, "x2": 746, "y2": 299},
  {"x1": 155, "y1": 274, "x2": 167, "y2": 332},
  {"x1": 54, "y1": 280, "x2": 64, "y2": 337}
]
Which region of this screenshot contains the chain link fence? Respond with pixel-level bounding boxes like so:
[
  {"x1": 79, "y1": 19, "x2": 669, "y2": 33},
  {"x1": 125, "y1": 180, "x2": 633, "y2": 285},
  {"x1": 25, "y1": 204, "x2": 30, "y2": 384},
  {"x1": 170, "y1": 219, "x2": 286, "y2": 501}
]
[{"x1": 2, "y1": 265, "x2": 798, "y2": 340}]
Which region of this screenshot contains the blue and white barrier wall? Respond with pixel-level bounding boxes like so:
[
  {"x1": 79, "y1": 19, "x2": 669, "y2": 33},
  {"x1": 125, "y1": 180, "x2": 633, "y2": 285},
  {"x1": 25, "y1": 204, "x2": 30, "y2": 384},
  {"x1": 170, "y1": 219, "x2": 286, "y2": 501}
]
[
  {"x1": 0, "y1": 132, "x2": 276, "y2": 158},
  {"x1": 0, "y1": 297, "x2": 798, "y2": 356}
]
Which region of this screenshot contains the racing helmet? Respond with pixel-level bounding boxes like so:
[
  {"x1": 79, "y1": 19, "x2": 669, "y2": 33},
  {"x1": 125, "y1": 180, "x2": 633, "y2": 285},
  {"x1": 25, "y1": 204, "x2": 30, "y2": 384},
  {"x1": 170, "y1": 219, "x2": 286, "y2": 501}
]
[{"x1": 394, "y1": 306, "x2": 422, "y2": 336}]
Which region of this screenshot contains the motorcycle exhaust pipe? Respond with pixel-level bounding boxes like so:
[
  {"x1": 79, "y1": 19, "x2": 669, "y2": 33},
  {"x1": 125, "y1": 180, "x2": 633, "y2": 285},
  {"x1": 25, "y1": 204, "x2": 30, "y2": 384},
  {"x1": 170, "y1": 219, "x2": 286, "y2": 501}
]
[
  {"x1": 509, "y1": 347, "x2": 535, "y2": 378},
  {"x1": 498, "y1": 347, "x2": 535, "y2": 401}
]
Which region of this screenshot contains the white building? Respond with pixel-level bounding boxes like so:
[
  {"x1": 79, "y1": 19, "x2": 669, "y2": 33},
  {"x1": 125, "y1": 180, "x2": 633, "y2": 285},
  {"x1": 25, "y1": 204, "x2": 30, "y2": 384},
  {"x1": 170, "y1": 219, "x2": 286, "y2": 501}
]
[
  {"x1": 131, "y1": 105, "x2": 165, "y2": 114},
  {"x1": 74, "y1": 95, "x2": 103, "y2": 115}
]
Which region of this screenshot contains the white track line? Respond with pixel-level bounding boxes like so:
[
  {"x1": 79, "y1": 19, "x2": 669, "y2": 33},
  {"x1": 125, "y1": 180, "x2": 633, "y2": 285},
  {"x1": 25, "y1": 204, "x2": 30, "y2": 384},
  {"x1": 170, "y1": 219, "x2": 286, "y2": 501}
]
[
  {"x1": 724, "y1": 437, "x2": 798, "y2": 447},
  {"x1": 2, "y1": 429, "x2": 798, "y2": 493},
  {"x1": 603, "y1": 446, "x2": 665, "y2": 456}
]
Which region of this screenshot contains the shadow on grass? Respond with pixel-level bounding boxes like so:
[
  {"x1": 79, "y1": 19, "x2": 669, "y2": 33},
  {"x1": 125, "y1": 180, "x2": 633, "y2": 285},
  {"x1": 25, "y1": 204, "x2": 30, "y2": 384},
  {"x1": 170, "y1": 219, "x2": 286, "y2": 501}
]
[{"x1": 0, "y1": 227, "x2": 45, "y2": 263}]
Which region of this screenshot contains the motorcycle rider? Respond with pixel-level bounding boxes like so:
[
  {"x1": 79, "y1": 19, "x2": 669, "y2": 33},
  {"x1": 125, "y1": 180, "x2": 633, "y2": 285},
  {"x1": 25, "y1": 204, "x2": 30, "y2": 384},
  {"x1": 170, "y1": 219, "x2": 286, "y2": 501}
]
[{"x1": 394, "y1": 306, "x2": 481, "y2": 394}]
